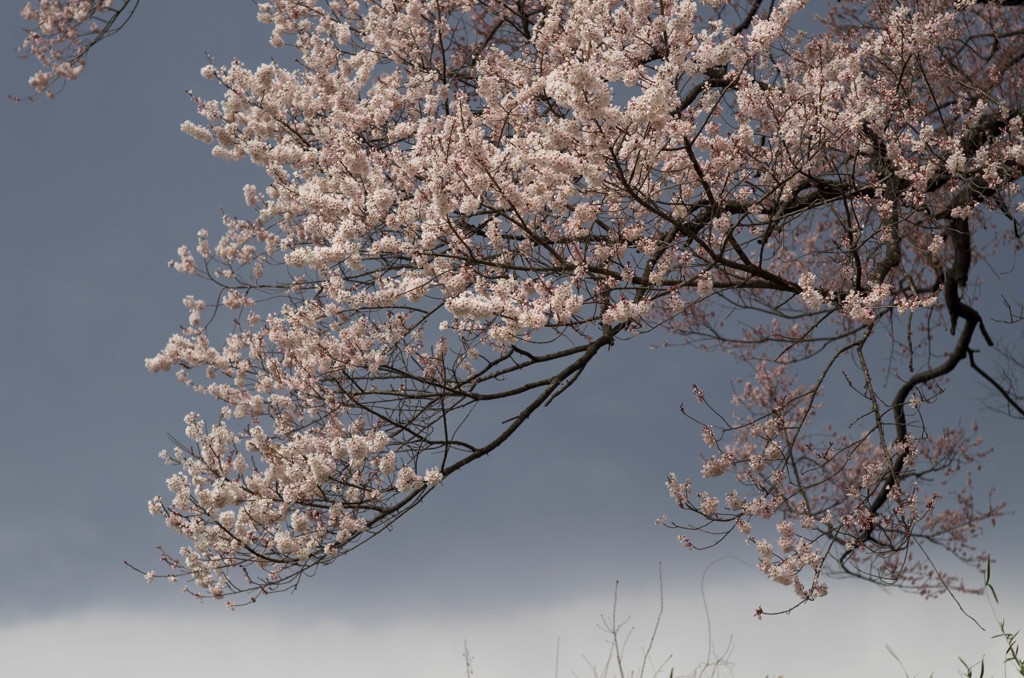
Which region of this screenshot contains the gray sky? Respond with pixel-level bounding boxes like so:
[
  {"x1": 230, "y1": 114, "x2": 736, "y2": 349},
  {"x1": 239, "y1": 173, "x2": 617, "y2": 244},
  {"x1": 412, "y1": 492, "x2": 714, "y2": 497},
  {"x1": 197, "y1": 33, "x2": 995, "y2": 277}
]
[{"x1": 2, "y1": 3, "x2": 1022, "y2": 676}]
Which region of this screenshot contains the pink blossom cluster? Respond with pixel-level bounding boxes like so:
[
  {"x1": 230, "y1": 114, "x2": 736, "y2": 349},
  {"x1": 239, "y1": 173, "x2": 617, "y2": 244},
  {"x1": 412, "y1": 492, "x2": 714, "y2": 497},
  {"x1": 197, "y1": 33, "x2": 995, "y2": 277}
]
[
  {"x1": 670, "y1": 364, "x2": 1003, "y2": 605},
  {"x1": 17, "y1": 0, "x2": 135, "y2": 98}
]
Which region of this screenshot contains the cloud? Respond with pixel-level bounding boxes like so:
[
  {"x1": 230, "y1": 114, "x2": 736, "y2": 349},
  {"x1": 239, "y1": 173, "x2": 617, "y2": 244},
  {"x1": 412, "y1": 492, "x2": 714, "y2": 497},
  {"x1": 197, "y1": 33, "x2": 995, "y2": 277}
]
[{"x1": 4, "y1": 572, "x2": 1020, "y2": 678}]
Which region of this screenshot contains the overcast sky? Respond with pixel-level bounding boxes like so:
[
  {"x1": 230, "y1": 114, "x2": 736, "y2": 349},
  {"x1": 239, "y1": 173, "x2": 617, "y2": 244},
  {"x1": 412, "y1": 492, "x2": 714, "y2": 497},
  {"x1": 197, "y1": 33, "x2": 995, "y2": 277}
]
[{"x1": 2, "y1": 3, "x2": 1022, "y2": 677}]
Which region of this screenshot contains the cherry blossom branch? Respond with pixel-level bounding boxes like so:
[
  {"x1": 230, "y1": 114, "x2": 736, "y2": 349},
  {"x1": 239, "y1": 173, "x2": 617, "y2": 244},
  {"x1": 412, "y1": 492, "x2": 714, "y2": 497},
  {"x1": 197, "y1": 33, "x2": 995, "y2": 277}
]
[{"x1": 16, "y1": 0, "x2": 138, "y2": 99}]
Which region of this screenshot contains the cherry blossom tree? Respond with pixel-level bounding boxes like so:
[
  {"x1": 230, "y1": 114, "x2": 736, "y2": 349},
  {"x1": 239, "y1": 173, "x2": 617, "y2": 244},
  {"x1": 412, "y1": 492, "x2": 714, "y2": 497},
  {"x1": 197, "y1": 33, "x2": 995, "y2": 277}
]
[{"x1": 19, "y1": 0, "x2": 1024, "y2": 608}]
